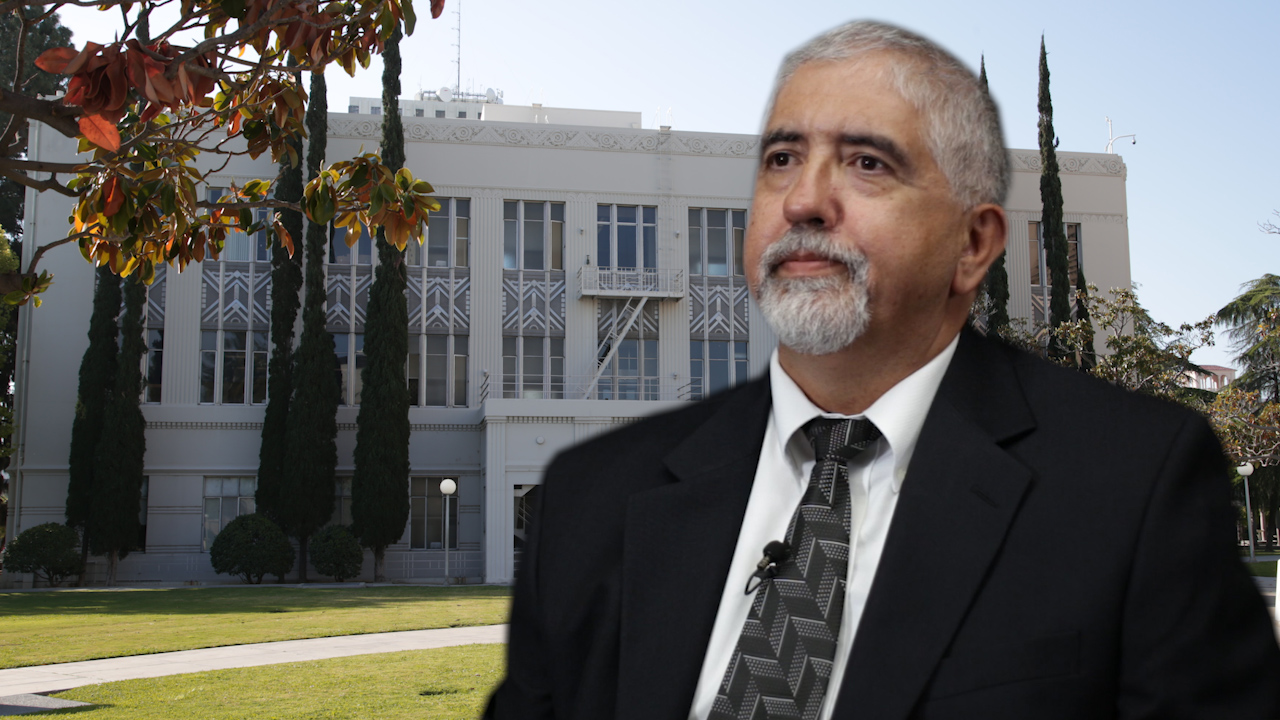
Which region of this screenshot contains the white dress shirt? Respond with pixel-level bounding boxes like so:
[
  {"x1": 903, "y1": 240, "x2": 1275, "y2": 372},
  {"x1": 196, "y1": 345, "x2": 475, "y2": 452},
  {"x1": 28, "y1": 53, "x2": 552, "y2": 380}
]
[{"x1": 687, "y1": 335, "x2": 959, "y2": 720}]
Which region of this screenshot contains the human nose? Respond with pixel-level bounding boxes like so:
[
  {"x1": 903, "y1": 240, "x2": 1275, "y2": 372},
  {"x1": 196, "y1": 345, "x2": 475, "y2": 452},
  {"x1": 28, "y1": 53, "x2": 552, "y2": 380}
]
[{"x1": 781, "y1": 159, "x2": 840, "y2": 229}]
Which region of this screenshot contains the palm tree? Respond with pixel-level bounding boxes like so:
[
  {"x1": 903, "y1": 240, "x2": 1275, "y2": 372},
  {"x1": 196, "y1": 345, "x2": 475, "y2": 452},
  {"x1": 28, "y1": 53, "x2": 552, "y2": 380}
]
[{"x1": 1216, "y1": 274, "x2": 1280, "y2": 401}]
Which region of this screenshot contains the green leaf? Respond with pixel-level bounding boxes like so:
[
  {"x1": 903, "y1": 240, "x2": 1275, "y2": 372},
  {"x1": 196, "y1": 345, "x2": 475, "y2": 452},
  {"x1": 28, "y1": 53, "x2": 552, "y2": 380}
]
[{"x1": 402, "y1": 0, "x2": 417, "y2": 35}]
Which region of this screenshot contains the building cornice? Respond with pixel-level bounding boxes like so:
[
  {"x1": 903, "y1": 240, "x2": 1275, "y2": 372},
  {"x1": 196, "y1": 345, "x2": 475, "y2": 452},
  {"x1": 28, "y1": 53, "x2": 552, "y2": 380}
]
[
  {"x1": 1008, "y1": 149, "x2": 1126, "y2": 178},
  {"x1": 327, "y1": 116, "x2": 761, "y2": 159}
]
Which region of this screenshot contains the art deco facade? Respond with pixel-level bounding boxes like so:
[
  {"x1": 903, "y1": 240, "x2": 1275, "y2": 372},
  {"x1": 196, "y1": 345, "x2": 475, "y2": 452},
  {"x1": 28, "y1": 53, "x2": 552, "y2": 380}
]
[{"x1": 2, "y1": 97, "x2": 1131, "y2": 586}]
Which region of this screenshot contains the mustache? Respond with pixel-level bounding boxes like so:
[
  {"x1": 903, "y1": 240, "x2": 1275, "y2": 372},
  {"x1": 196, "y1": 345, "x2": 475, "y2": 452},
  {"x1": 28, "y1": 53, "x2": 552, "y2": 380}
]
[{"x1": 759, "y1": 226, "x2": 869, "y2": 279}]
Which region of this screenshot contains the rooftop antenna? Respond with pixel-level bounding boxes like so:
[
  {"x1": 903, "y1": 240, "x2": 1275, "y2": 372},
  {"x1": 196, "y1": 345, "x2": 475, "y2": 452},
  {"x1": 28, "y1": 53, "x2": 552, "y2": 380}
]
[
  {"x1": 1104, "y1": 116, "x2": 1136, "y2": 154},
  {"x1": 452, "y1": 0, "x2": 461, "y2": 93}
]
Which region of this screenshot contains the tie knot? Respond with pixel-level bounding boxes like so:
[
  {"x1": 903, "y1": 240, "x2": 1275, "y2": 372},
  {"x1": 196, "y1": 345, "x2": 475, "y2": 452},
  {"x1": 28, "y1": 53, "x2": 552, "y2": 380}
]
[{"x1": 804, "y1": 417, "x2": 881, "y2": 462}]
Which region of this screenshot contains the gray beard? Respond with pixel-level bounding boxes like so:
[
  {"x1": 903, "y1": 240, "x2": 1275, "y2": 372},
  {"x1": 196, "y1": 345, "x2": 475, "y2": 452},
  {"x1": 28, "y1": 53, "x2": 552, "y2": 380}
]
[{"x1": 755, "y1": 227, "x2": 871, "y2": 356}]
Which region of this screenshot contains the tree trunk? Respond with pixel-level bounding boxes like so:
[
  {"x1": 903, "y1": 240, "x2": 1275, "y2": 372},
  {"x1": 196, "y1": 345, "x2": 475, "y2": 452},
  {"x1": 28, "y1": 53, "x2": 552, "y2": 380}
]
[{"x1": 374, "y1": 546, "x2": 385, "y2": 582}]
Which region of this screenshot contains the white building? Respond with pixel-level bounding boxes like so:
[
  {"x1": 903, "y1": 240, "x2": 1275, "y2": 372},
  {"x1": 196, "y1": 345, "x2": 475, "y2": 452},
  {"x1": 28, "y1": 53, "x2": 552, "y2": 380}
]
[{"x1": 2, "y1": 94, "x2": 1132, "y2": 586}]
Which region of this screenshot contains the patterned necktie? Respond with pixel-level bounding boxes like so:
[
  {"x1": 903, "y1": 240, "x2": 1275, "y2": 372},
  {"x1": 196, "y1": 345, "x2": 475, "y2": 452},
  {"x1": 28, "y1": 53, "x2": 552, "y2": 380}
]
[{"x1": 710, "y1": 417, "x2": 882, "y2": 720}]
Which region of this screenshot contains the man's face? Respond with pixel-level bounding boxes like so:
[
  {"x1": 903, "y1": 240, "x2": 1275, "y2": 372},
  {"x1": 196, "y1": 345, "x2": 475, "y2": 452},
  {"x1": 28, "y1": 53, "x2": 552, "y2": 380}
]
[{"x1": 746, "y1": 54, "x2": 972, "y2": 356}]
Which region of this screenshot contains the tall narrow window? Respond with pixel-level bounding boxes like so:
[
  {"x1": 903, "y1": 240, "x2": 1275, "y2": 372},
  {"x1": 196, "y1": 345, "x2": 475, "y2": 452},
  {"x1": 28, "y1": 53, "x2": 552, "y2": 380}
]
[
  {"x1": 425, "y1": 335, "x2": 448, "y2": 406},
  {"x1": 330, "y1": 226, "x2": 373, "y2": 265},
  {"x1": 689, "y1": 208, "x2": 747, "y2": 276},
  {"x1": 352, "y1": 334, "x2": 366, "y2": 405},
  {"x1": 690, "y1": 340, "x2": 750, "y2": 401},
  {"x1": 453, "y1": 336, "x2": 469, "y2": 406},
  {"x1": 410, "y1": 198, "x2": 470, "y2": 268},
  {"x1": 145, "y1": 329, "x2": 163, "y2": 403},
  {"x1": 200, "y1": 330, "x2": 216, "y2": 403},
  {"x1": 597, "y1": 205, "x2": 657, "y2": 269},
  {"x1": 502, "y1": 337, "x2": 519, "y2": 398},
  {"x1": 202, "y1": 477, "x2": 256, "y2": 551},
  {"x1": 1029, "y1": 221, "x2": 1082, "y2": 287},
  {"x1": 252, "y1": 331, "x2": 268, "y2": 404},
  {"x1": 504, "y1": 201, "x2": 564, "y2": 270},
  {"x1": 410, "y1": 477, "x2": 458, "y2": 549}
]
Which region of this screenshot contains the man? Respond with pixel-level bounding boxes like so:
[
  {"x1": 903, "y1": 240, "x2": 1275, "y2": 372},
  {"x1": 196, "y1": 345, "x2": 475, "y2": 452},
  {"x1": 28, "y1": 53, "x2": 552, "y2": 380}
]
[{"x1": 486, "y1": 21, "x2": 1280, "y2": 720}]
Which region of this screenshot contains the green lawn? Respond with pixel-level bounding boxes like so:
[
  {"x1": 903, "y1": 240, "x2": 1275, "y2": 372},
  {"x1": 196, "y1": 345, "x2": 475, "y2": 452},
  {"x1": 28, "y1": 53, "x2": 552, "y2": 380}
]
[
  {"x1": 0, "y1": 586, "x2": 511, "y2": 669},
  {"x1": 37, "y1": 645, "x2": 505, "y2": 719},
  {"x1": 1246, "y1": 560, "x2": 1278, "y2": 578}
]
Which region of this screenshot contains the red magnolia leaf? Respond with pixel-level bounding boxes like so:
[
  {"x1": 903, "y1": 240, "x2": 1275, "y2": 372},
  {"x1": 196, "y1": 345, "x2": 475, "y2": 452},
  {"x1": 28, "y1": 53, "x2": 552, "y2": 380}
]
[
  {"x1": 431, "y1": 0, "x2": 446, "y2": 19},
  {"x1": 35, "y1": 47, "x2": 79, "y2": 74},
  {"x1": 103, "y1": 176, "x2": 125, "y2": 216},
  {"x1": 79, "y1": 113, "x2": 121, "y2": 152}
]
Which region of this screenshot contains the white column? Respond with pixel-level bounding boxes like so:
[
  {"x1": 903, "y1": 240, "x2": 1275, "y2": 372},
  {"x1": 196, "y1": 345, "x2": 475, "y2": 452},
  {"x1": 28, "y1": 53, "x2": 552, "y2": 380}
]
[{"x1": 483, "y1": 416, "x2": 512, "y2": 583}]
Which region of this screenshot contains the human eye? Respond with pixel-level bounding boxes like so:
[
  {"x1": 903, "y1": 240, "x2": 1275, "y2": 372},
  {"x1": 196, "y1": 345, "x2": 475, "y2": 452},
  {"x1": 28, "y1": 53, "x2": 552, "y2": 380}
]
[
  {"x1": 765, "y1": 150, "x2": 793, "y2": 168},
  {"x1": 854, "y1": 154, "x2": 885, "y2": 172}
]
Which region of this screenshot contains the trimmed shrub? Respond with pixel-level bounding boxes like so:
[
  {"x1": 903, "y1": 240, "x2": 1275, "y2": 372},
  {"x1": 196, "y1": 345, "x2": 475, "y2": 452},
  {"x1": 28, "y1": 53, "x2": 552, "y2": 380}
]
[
  {"x1": 2, "y1": 523, "x2": 83, "y2": 586},
  {"x1": 209, "y1": 513, "x2": 295, "y2": 584},
  {"x1": 310, "y1": 525, "x2": 364, "y2": 582}
]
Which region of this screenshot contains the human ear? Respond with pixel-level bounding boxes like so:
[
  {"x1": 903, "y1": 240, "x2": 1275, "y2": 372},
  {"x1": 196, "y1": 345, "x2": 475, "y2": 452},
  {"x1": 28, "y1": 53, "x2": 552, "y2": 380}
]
[{"x1": 952, "y1": 203, "x2": 1007, "y2": 296}]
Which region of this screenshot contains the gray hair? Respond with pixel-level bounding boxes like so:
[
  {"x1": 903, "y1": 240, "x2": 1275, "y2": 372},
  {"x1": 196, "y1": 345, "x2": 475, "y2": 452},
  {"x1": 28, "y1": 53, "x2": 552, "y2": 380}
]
[{"x1": 766, "y1": 21, "x2": 1009, "y2": 209}]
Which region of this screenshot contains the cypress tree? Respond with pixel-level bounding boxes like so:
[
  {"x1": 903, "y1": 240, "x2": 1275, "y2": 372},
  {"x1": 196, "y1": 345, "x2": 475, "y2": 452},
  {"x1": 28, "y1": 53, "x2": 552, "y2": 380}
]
[
  {"x1": 1038, "y1": 36, "x2": 1072, "y2": 361},
  {"x1": 88, "y1": 274, "x2": 147, "y2": 586},
  {"x1": 281, "y1": 70, "x2": 339, "y2": 581},
  {"x1": 351, "y1": 28, "x2": 411, "y2": 582},
  {"x1": 978, "y1": 55, "x2": 1010, "y2": 335},
  {"x1": 1075, "y1": 263, "x2": 1096, "y2": 370},
  {"x1": 66, "y1": 266, "x2": 120, "y2": 575},
  {"x1": 255, "y1": 104, "x2": 305, "y2": 529}
]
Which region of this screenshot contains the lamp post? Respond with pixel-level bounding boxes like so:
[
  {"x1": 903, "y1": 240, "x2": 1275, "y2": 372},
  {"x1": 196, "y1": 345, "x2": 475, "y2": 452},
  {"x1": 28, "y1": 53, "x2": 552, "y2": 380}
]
[
  {"x1": 1239, "y1": 463, "x2": 1256, "y2": 563},
  {"x1": 440, "y1": 478, "x2": 456, "y2": 585}
]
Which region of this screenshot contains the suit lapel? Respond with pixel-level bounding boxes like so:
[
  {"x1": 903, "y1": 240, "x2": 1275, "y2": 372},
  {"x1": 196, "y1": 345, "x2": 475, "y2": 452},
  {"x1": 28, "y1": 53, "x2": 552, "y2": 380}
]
[
  {"x1": 831, "y1": 331, "x2": 1037, "y2": 719},
  {"x1": 616, "y1": 378, "x2": 772, "y2": 720}
]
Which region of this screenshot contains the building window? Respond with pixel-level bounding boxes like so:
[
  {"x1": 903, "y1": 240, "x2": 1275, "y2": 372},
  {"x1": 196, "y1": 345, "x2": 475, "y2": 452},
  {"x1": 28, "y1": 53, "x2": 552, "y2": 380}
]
[
  {"x1": 207, "y1": 188, "x2": 270, "y2": 262},
  {"x1": 330, "y1": 225, "x2": 373, "y2": 265},
  {"x1": 1028, "y1": 221, "x2": 1081, "y2": 287},
  {"x1": 410, "y1": 476, "x2": 458, "y2": 549},
  {"x1": 597, "y1": 205, "x2": 657, "y2": 269},
  {"x1": 690, "y1": 340, "x2": 748, "y2": 400},
  {"x1": 348, "y1": 104, "x2": 359, "y2": 113},
  {"x1": 457, "y1": 111, "x2": 467, "y2": 119},
  {"x1": 332, "y1": 333, "x2": 366, "y2": 406},
  {"x1": 502, "y1": 336, "x2": 565, "y2": 399},
  {"x1": 597, "y1": 338, "x2": 658, "y2": 400},
  {"x1": 200, "y1": 330, "x2": 267, "y2": 404},
  {"x1": 203, "y1": 477, "x2": 256, "y2": 551},
  {"x1": 331, "y1": 477, "x2": 352, "y2": 526},
  {"x1": 144, "y1": 329, "x2": 163, "y2": 403},
  {"x1": 415, "y1": 108, "x2": 424, "y2": 117},
  {"x1": 435, "y1": 109, "x2": 445, "y2": 118},
  {"x1": 689, "y1": 208, "x2": 746, "y2": 276},
  {"x1": 410, "y1": 335, "x2": 468, "y2": 407},
  {"x1": 503, "y1": 201, "x2": 564, "y2": 271},
  {"x1": 407, "y1": 198, "x2": 469, "y2": 268},
  {"x1": 371, "y1": 105, "x2": 382, "y2": 115}
]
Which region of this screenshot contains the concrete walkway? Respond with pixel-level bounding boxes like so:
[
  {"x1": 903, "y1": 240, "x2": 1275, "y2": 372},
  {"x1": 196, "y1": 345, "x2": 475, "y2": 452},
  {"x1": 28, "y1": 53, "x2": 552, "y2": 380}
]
[{"x1": 0, "y1": 624, "x2": 507, "y2": 715}]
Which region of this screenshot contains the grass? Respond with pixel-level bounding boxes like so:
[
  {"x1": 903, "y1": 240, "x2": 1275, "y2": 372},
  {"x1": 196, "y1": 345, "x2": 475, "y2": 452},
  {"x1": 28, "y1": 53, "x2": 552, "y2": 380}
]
[
  {"x1": 35, "y1": 644, "x2": 506, "y2": 719},
  {"x1": 1246, "y1": 560, "x2": 1278, "y2": 578},
  {"x1": 0, "y1": 586, "x2": 511, "y2": 669}
]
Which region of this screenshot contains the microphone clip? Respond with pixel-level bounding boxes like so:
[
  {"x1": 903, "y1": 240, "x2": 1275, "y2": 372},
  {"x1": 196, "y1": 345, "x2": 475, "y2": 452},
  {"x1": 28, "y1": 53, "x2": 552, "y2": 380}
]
[{"x1": 744, "y1": 540, "x2": 791, "y2": 595}]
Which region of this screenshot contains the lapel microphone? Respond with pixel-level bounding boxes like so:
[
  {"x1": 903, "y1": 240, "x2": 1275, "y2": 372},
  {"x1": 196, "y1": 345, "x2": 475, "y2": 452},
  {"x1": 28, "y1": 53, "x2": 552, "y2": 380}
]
[{"x1": 744, "y1": 540, "x2": 791, "y2": 595}]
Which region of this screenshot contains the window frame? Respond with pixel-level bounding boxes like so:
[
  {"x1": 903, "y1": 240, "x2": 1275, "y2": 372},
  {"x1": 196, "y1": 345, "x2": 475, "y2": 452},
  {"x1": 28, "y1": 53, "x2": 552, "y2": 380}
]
[
  {"x1": 407, "y1": 198, "x2": 470, "y2": 269},
  {"x1": 503, "y1": 200, "x2": 565, "y2": 271},
  {"x1": 596, "y1": 204, "x2": 657, "y2": 270},
  {"x1": 409, "y1": 476, "x2": 459, "y2": 550},
  {"x1": 688, "y1": 208, "x2": 747, "y2": 277}
]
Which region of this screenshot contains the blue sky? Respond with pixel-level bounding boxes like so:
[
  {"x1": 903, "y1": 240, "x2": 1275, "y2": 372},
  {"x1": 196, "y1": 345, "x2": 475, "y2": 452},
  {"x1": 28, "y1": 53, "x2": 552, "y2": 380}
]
[{"x1": 58, "y1": 0, "x2": 1280, "y2": 368}]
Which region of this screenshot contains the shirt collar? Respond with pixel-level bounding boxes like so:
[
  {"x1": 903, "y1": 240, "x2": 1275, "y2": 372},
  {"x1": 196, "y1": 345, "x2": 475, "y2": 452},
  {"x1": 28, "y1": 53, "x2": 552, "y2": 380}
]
[{"x1": 769, "y1": 333, "x2": 960, "y2": 493}]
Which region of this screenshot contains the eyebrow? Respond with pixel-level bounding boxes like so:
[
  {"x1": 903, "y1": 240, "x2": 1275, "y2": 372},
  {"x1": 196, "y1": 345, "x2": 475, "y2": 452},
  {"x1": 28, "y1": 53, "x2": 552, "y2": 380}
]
[{"x1": 760, "y1": 128, "x2": 913, "y2": 175}]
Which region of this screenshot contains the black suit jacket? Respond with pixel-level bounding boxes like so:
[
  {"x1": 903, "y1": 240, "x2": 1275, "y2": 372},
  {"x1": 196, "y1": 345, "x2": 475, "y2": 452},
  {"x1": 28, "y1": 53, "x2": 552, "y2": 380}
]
[{"x1": 487, "y1": 330, "x2": 1280, "y2": 719}]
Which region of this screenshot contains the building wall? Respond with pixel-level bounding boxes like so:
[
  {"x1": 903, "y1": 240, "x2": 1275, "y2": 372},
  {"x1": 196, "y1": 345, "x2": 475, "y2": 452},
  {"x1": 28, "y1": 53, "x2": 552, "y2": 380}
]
[{"x1": 3, "y1": 112, "x2": 1130, "y2": 587}]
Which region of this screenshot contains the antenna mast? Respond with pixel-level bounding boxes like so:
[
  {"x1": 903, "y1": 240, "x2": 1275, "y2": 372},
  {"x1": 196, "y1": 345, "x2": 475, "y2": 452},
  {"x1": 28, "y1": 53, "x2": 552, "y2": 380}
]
[{"x1": 452, "y1": 0, "x2": 461, "y2": 92}]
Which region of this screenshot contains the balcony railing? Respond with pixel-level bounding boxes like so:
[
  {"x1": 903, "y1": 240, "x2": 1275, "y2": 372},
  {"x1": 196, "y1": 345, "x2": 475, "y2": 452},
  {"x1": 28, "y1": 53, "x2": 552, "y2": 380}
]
[
  {"x1": 577, "y1": 267, "x2": 685, "y2": 299},
  {"x1": 491, "y1": 375, "x2": 693, "y2": 402}
]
